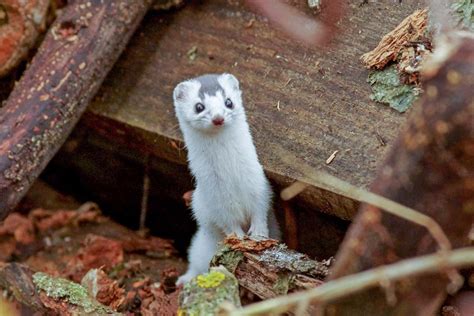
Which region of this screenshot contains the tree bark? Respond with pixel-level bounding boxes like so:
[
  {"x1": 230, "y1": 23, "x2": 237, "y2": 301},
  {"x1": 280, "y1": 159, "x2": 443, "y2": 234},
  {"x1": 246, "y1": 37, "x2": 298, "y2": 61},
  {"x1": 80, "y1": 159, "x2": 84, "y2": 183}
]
[
  {"x1": 0, "y1": 0, "x2": 153, "y2": 219},
  {"x1": 326, "y1": 32, "x2": 474, "y2": 315}
]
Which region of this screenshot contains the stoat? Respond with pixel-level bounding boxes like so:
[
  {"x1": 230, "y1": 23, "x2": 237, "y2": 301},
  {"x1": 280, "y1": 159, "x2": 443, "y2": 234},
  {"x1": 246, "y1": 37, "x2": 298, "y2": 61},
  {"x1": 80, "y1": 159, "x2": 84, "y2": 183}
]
[{"x1": 173, "y1": 73, "x2": 280, "y2": 285}]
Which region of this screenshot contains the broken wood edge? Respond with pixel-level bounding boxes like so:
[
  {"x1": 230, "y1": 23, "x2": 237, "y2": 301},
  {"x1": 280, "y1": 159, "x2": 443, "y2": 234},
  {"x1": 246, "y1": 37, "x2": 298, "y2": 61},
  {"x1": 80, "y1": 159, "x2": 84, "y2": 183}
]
[
  {"x1": 227, "y1": 247, "x2": 474, "y2": 315},
  {"x1": 360, "y1": 8, "x2": 428, "y2": 69},
  {"x1": 78, "y1": 111, "x2": 359, "y2": 221}
]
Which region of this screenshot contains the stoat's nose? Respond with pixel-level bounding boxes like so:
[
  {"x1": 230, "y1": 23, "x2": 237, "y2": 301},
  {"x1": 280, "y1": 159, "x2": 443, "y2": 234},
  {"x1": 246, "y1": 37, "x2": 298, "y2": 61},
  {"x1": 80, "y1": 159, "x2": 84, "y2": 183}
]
[{"x1": 212, "y1": 116, "x2": 224, "y2": 126}]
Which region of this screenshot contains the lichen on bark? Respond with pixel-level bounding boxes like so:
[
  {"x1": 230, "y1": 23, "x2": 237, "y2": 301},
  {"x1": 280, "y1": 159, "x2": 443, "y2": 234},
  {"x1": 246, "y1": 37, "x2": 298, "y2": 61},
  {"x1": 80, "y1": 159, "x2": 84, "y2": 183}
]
[
  {"x1": 33, "y1": 272, "x2": 118, "y2": 315},
  {"x1": 178, "y1": 266, "x2": 241, "y2": 315}
]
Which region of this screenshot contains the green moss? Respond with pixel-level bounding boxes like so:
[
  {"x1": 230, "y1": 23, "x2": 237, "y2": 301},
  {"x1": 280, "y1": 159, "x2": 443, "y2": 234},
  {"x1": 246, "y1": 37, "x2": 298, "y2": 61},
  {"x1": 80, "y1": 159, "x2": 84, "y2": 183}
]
[
  {"x1": 368, "y1": 65, "x2": 419, "y2": 113},
  {"x1": 272, "y1": 273, "x2": 290, "y2": 295},
  {"x1": 210, "y1": 245, "x2": 244, "y2": 273},
  {"x1": 451, "y1": 0, "x2": 474, "y2": 31},
  {"x1": 32, "y1": 272, "x2": 116, "y2": 314}
]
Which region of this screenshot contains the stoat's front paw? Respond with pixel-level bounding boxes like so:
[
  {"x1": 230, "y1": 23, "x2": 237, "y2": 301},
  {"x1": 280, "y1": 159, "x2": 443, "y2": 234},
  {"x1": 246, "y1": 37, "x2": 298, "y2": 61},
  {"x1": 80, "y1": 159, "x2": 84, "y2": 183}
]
[
  {"x1": 248, "y1": 226, "x2": 269, "y2": 239},
  {"x1": 176, "y1": 272, "x2": 196, "y2": 287}
]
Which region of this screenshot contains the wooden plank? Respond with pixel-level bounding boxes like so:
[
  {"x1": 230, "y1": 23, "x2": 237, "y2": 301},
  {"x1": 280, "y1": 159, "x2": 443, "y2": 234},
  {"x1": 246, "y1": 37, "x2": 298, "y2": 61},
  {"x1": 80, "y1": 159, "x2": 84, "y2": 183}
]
[{"x1": 83, "y1": 1, "x2": 423, "y2": 220}]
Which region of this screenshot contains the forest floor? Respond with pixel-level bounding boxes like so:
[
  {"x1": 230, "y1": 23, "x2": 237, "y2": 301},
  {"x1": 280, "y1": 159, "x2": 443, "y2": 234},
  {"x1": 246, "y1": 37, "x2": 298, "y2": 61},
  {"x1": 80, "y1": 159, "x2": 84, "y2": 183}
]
[{"x1": 0, "y1": 181, "x2": 187, "y2": 315}]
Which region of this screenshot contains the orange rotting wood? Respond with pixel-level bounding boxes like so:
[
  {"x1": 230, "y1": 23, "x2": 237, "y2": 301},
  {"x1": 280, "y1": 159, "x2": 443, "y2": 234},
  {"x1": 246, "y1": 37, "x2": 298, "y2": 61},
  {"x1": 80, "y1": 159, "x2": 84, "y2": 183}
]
[{"x1": 361, "y1": 9, "x2": 428, "y2": 69}]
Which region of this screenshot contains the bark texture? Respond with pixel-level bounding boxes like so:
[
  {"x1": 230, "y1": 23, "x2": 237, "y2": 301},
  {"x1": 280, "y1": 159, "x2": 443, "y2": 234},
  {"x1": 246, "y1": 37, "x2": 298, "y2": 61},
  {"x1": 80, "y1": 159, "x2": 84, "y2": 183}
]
[
  {"x1": 0, "y1": 0, "x2": 153, "y2": 219},
  {"x1": 327, "y1": 32, "x2": 474, "y2": 315},
  {"x1": 211, "y1": 236, "x2": 330, "y2": 300}
]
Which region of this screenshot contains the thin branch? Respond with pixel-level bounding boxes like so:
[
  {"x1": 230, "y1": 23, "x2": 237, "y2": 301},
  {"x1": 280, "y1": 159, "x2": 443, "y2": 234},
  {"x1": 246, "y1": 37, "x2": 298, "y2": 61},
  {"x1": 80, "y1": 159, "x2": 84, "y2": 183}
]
[
  {"x1": 139, "y1": 154, "x2": 150, "y2": 231},
  {"x1": 228, "y1": 247, "x2": 474, "y2": 316},
  {"x1": 280, "y1": 181, "x2": 310, "y2": 201}
]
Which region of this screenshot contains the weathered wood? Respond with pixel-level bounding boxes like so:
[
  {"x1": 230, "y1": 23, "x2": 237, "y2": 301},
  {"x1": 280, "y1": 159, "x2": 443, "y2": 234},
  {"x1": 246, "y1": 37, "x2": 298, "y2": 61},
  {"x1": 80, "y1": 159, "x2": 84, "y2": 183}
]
[
  {"x1": 0, "y1": 263, "x2": 46, "y2": 312},
  {"x1": 0, "y1": 263, "x2": 119, "y2": 314},
  {"x1": 0, "y1": 0, "x2": 153, "y2": 219},
  {"x1": 327, "y1": 32, "x2": 474, "y2": 315},
  {"x1": 211, "y1": 236, "x2": 330, "y2": 300},
  {"x1": 80, "y1": 1, "x2": 424, "y2": 220}
]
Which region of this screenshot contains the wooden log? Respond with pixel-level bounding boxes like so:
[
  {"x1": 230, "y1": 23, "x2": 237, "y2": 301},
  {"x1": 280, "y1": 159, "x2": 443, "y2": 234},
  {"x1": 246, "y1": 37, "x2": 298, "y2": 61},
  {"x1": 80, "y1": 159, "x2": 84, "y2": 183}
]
[
  {"x1": 326, "y1": 32, "x2": 474, "y2": 315},
  {"x1": 0, "y1": 262, "x2": 118, "y2": 314},
  {"x1": 211, "y1": 236, "x2": 331, "y2": 300},
  {"x1": 0, "y1": 0, "x2": 153, "y2": 220},
  {"x1": 0, "y1": 262, "x2": 46, "y2": 312}
]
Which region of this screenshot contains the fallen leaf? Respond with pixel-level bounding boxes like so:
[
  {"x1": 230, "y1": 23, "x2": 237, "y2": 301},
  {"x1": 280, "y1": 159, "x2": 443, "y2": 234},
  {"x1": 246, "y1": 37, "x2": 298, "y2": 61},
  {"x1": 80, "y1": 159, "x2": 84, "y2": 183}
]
[
  {"x1": 122, "y1": 235, "x2": 175, "y2": 257},
  {"x1": 0, "y1": 213, "x2": 35, "y2": 244},
  {"x1": 81, "y1": 268, "x2": 125, "y2": 311},
  {"x1": 66, "y1": 234, "x2": 124, "y2": 282}
]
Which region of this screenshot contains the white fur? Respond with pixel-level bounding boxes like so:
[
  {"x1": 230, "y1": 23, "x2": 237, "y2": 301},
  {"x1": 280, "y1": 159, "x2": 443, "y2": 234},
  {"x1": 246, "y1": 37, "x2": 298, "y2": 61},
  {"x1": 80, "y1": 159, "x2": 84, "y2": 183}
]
[{"x1": 173, "y1": 73, "x2": 280, "y2": 285}]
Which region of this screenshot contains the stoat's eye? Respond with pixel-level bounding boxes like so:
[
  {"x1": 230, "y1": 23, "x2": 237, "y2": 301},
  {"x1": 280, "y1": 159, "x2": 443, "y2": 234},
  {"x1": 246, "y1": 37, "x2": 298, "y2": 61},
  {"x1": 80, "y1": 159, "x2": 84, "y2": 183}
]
[
  {"x1": 225, "y1": 98, "x2": 234, "y2": 109},
  {"x1": 195, "y1": 103, "x2": 205, "y2": 113}
]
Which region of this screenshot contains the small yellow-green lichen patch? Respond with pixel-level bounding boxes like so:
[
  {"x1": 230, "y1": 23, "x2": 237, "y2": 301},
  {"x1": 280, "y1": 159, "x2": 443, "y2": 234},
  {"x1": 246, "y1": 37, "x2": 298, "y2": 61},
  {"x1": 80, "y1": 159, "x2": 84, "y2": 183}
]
[
  {"x1": 32, "y1": 272, "x2": 116, "y2": 314},
  {"x1": 196, "y1": 271, "x2": 226, "y2": 288},
  {"x1": 179, "y1": 266, "x2": 241, "y2": 315}
]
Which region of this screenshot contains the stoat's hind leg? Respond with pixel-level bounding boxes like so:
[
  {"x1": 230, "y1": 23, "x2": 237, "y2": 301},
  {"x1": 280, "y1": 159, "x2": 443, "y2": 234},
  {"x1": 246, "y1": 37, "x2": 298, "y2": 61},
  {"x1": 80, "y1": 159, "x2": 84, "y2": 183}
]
[{"x1": 176, "y1": 225, "x2": 222, "y2": 286}]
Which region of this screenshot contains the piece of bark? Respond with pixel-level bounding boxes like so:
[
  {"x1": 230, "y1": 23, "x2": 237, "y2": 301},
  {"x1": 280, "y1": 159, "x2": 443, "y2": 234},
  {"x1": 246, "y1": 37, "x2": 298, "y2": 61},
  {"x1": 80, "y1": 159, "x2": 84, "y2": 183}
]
[
  {"x1": 327, "y1": 31, "x2": 474, "y2": 315},
  {"x1": 178, "y1": 266, "x2": 241, "y2": 315},
  {"x1": 211, "y1": 236, "x2": 331, "y2": 300},
  {"x1": 0, "y1": 0, "x2": 153, "y2": 220},
  {"x1": 361, "y1": 8, "x2": 428, "y2": 69},
  {"x1": 0, "y1": 0, "x2": 50, "y2": 77},
  {"x1": 0, "y1": 262, "x2": 46, "y2": 312}
]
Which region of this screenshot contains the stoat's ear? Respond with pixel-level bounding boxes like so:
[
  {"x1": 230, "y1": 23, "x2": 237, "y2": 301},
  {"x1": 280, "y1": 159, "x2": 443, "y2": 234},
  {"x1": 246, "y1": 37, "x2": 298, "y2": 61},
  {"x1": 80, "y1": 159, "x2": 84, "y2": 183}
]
[
  {"x1": 220, "y1": 73, "x2": 239, "y2": 91},
  {"x1": 173, "y1": 81, "x2": 194, "y2": 103}
]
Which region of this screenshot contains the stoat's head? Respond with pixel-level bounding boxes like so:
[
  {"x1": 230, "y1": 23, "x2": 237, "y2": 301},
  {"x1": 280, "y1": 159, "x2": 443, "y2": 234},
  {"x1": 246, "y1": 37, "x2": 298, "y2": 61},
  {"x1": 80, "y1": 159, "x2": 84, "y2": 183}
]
[{"x1": 173, "y1": 73, "x2": 244, "y2": 133}]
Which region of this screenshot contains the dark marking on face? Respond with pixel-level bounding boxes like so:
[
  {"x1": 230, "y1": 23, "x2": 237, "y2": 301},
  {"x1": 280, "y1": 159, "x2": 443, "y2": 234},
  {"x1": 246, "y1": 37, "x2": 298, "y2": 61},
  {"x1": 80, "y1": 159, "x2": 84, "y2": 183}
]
[{"x1": 195, "y1": 74, "x2": 225, "y2": 99}]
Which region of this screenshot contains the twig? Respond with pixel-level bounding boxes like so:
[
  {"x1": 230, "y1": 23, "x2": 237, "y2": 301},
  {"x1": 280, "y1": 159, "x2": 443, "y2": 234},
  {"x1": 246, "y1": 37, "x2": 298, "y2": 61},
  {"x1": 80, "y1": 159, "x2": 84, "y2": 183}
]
[
  {"x1": 280, "y1": 181, "x2": 310, "y2": 201},
  {"x1": 325, "y1": 150, "x2": 338, "y2": 164},
  {"x1": 282, "y1": 201, "x2": 298, "y2": 249},
  {"x1": 228, "y1": 247, "x2": 474, "y2": 315},
  {"x1": 139, "y1": 154, "x2": 150, "y2": 231}
]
